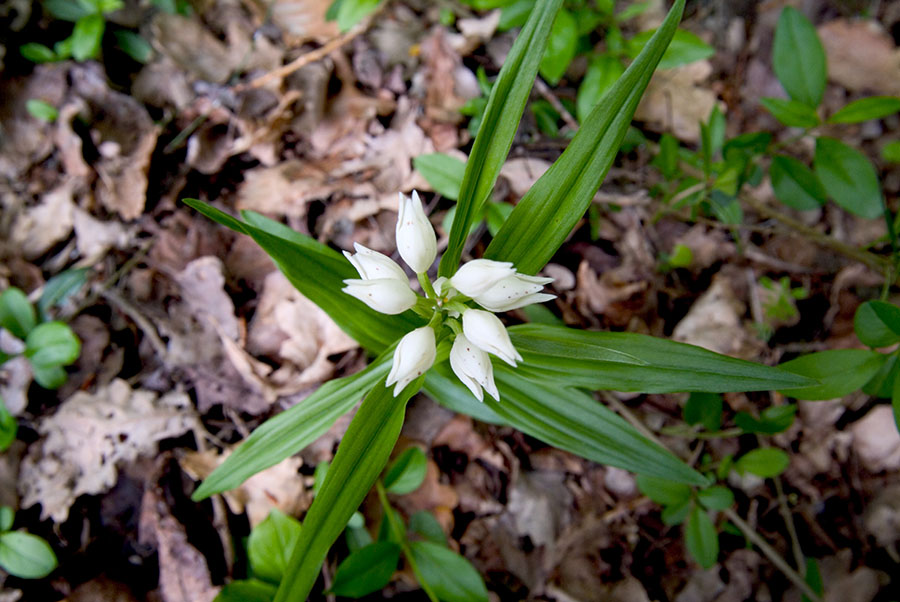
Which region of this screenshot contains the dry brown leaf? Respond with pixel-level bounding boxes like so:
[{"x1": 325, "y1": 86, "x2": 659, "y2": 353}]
[
  {"x1": 270, "y1": 0, "x2": 339, "y2": 45},
  {"x1": 500, "y1": 158, "x2": 551, "y2": 199},
  {"x1": 10, "y1": 181, "x2": 75, "y2": 260},
  {"x1": 575, "y1": 260, "x2": 649, "y2": 325},
  {"x1": 180, "y1": 448, "x2": 308, "y2": 527},
  {"x1": 0, "y1": 355, "x2": 30, "y2": 417},
  {"x1": 19, "y1": 379, "x2": 195, "y2": 522},
  {"x1": 818, "y1": 19, "x2": 900, "y2": 96},
  {"x1": 173, "y1": 256, "x2": 241, "y2": 343},
  {"x1": 634, "y1": 60, "x2": 720, "y2": 143},
  {"x1": 672, "y1": 274, "x2": 755, "y2": 358},
  {"x1": 850, "y1": 405, "x2": 900, "y2": 472},
  {"x1": 139, "y1": 485, "x2": 219, "y2": 602},
  {"x1": 150, "y1": 13, "x2": 236, "y2": 83},
  {"x1": 0, "y1": 64, "x2": 64, "y2": 180},
  {"x1": 73, "y1": 207, "x2": 133, "y2": 265}
]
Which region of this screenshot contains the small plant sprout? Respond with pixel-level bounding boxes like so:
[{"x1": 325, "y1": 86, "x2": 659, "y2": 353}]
[{"x1": 342, "y1": 191, "x2": 554, "y2": 400}]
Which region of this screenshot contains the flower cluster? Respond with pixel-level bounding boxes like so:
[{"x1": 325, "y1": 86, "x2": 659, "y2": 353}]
[{"x1": 342, "y1": 191, "x2": 554, "y2": 401}]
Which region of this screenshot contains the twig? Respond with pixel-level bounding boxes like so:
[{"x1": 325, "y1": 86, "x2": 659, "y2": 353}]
[
  {"x1": 722, "y1": 508, "x2": 822, "y2": 602},
  {"x1": 243, "y1": 23, "x2": 368, "y2": 90},
  {"x1": 773, "y1": 475, "x2": 805, "y2": 571},
  {"x1": 533, "y1": 77, "x2": 579, "y2": 132},
  {"x1": 600, "y1": 392, "x2": 666, "y2": 449},
  {"x1": 100, "y1": 289, "x2": 169, "y2": 363}
]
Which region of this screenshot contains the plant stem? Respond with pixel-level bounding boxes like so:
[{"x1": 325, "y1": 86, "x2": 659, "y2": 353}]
[
  {"x1": 722, "y1": 507, "x2": 822, "y2": 602},
  {"x1": 418, "y1": 272, "x2": 437, "y2": 300},
  {"x1": 773, "y1": 475, "x2": 805, "y2": 571},
  {"x1": 375, "y1": 482, "x2": 439, "y2": 602}
]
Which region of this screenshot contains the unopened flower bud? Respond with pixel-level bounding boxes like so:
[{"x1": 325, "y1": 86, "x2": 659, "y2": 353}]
[
  {"x1": 449, "y1": 259, "x2": 515, "y2": 297},
  {"x1": 396, "y1": 191, "x2": 437, "y2": 274},
  {"x1": 461, "y1": 309, "x2": 522, "y2": 367},
  {"x1": 450, "y1": 334, "x2": 499, "y2": 402},
  {"x1": 472, "y1": 273, "x2": 555, "y2": 312},
  {"x1": 386, "y1": 326, "x2": 436, "y2": 396},
  {"x1": 343, "y1": 243, "x2": 408, "y2": 282},
  {"x1": 342, "y1": 278, "x2": 417, "y2": 315}
]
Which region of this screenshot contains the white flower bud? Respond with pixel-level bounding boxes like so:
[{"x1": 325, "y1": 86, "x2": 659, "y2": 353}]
[
  {"x1": 396, "y1": 190, "x2": 437, "y2": 274},
  {"x1": 450, "y1": 334, "x2": 499, "y2": 402},
  {"x1": 342, "y1": 278, "x2": 417, "y2": 315},
  {"x1": 461, "y1": 309, "x2": 522, "y2": 367},
  {"x1": 472, "y1": 273, "x2": 556, "y2": 312},
  {"x1": 343, "y1": 243, "x2": 408, "y2": 282},
  {"x1": 386, "y1": 326, "x2": 436, "y2": 396},
  {"x1": 449, "y1": 259, "x2": 515, "y2": 297}
]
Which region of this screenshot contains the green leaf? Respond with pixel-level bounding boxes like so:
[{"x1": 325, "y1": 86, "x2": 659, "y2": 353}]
[
  {"x1": 636, "y1": 474, "x2": 691, "y2": 506},
  {"x1": 735, "y1": 447, "x2": 789, "y2": 478},
  {"x1": 414, "y1": 153, "x2": 466, "y2": 200},
  {"x1": 274, "y1": 377, "x2": 421, "y2": 602},
  {"x1": 247, "y1": 509, "x2": 302, "y2": 584},
  {"x1": 215, "y1": 579, "x2": 277, "y2": 602},
  {"x1": 0, "y1": 401, "x2": 17, "y2": 452},
  {"x1": 862, "y1": 354, "x2": 899, "y2": 398},
  {"x1": 485, "y1": 366, "x2": 708, "y2": 485},
  {"x1": 892, "y1": 375, "x2": 900, "y2": 435},
  {"x1": 770, "y1": 155, "x2": 826, "y2": 211},
  {"x1": 330, "y1": 541, "x2": 401, "y2": 598},
  {"x1": 627, "y1": 28, "x2": 715, "y2": 70},
  {"x1": 828, "y1": 96, "x2": 900, "y2": 124},
  {"x1": 662, "y1": 498, "x2": 692, "y2": 526},
  {"x1": 697, "y1": 486, "x2": 734, "y2": 511},
  {"x1": 760, "y1": 97, "x2": 820, "y2": 128},
  {"x1": 485, "y1": 0, "x2": 686, "y2": 274},
  {"x1": 71, "y1": 14, "x2": 105, "y2": 61},
  {"x1": 498, "y1": 0, "x2": 532, "y2": 30},
  {"x1": 772, "y1": 6, "x2": 826, "y2": 107},
  {"x1": 346, "y1": 525, "x2": 373, "y2": 553},
  {"x1": 37, "y1": 268, "x2": 89, "y2": 320},
  {"x1": 814, "y1": 136, "x2": 884, "y2": 219},
  {"x1": 854, "y1": 301, "x2": 900, "y2": 348},
  {"x1": 0, "y1": 531, "x2": 58, "y2": 579},
  {"x1": 0, "y1": 507, "x2": 13, "y2": 532},
  {"x1": 377, "y1": 507, "x2": 405, "y2": 545},
  {"x1": 509, "y1": 324, "x2": 814, "y2": 393},
  {"x1": 44, "y1": 0, "x2": 93, "y2": 21},
  {"x1": 334, "y1": 0, "x2": 381, "y2": 31},
  {"x1": 0, "y1": 287, "x2": 37, "y2": 340},
  {"x1": 31, "y1": 364, "x2": 68, "y2": 390},
  {"x1": 683, "y1": 392, "x2": 722, "y2": 431},
  {"x1": 423, "y1": 364, "x2": 504, "y2": 424},
  {"x1": 539, "y1": 9, "x2": 577, "y2": 84},
  {"x1": 439, "y1": 0, "x2": 564, "y2": 278},
  {"x1": 193, "y1": 355, "x2": 390, "y2": 500},
  {"x1": 184, "y1": 200, "x2": 420, "y2": 352},
  {"x1": 25, "y1": 322, "x2": 80, "y2": 369},
  {"x1": 576, "y1": 56, "x2": 624, "y2": 123},
  {"x1": 778, "y1": 349, "x2": 886, "y2": 400},
  {"x1": 882, "y1": 140, "x2": 900, "y2": 163},
  {"x1": 20, "y1": 43, "x2": 58, "y2": 62},
  {"x1": 114, "y1": 30, "x2": 153, "y2": 63},
  {"x1": 685, "y1": 506, "x2": 718, "y2": 569},
  {"x1": 409, "y1": 511, "x2": 446, "y2": 546},
  {"x1": 408, "y1": 541, "x2": 489, "y2": 602},
  {"x1": 25, "y1": 99, "x2": 59, "y2": 123},
  {"x1": 485, "y1": 202, "x2": 514, "y2": 237},
  {"x1": 735, "y1": 404, "x2": 797, "y2": 435},
  {"x1": 383, "y1": 447, "x2": 427, "y2": 495},
  {"x1": 802, "y1": 558, "x2": 824, "y2": 602}
]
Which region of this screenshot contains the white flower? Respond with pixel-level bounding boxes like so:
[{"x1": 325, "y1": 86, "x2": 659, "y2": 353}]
[
  {"x1": 450, "y1": 334, "x2": 499, "y2": 402},
  {"x1": 342, "y1": 278, "x2": 417, "y2": 315},
  {"x1": 449, "y1": 259, "x2": 515, "y2": 297},
  {"x1": 343, "y1": 243, "x2": 408, "y2": 282},
  {"x1": 386, "y1": 326, "x2": 436, "y2": 396},
  {"x1": 461, "y1": 309, "x2": 522, "y2": 367},
  {"x1": 396, "y1": 190, "x2": 437, "y2": 274},
  {"x1": 472, "y1": 273, "x2": 555, "y2": 312}
]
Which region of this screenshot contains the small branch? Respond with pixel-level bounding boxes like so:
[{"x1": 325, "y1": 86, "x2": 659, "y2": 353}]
[
  {"x1": 533, "y1": 77, "x2": 579, "y2": 132},
  {"x1": 722, "y1": 507, "x2": 822, "y2": 602},
  {"x1": 774, "y1": 475, "x2": 805, "y2": 571},
  {"x1": 243, "y1": 23, "x2": 368, "y2": 90},
  {"x1": 100, "y1": 289, "x2": 169, "y2": 363},
  {"x1": 600, "y1": 392, "x2": 666, "y2": 448}
]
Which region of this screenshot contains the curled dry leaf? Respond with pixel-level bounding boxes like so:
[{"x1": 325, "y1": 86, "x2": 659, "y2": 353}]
[
  {"x1": 19, "y1": 379, "x2": 196, "y2": 522},
  {"x1": 10, "y1": 181, "x2": 75, "y2": 260},
  {"x1": 500, "y1": 158, "x2": 552, "y2": 199},
  {"x1": 634, "y1": 60, "x2": 721, "y2": 143},
  {"x1": 270, "y1": 0, "x2": 339, "y2": 45},
  {"x1": 180, "y1": 448, "x2": 308, "y2": 527},
  {"x1": 672, "y1": 274, "x2": 757, "y2": 359},
  {"x1": 818, "y1": 19, "x2": 900, "y2": 96},
  {"x1": 850, "y1": 405, "x2": 900, "y2": 472}
]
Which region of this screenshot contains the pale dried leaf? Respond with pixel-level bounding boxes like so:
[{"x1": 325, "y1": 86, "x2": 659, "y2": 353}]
[
  {"x1": 672, "y1": 274, "x2": 754, "y2": 358},
  {"x1": 850, "y1": 406, "x2": 900, "y2": 472},
  {"x1": 500, "y1": 158, "x2": 552, "y2": 199},
  {"x1": 270, "y1": 0, "x2": 339, "y2": 45},
  {"x1": 11, "y1": 181, "x2": 75, "y2": 260},
  {"x1": 818, "y1": 19, "x2": 900, "y2": 96},
  {"x1": 19, "y1": 379, "x2": 195, "y2": 522},
  {"x1": 635, "y1": 61, "x2": 720, "y2": 143},
  {"x1": 73, "y1": 207, "x2": 133, "y2": 265}
]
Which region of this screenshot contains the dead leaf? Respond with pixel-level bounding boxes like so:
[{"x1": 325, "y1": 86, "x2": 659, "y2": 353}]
[
  {"x1": 10, "y1": 181, "x2": 75, "y2": 260},
  {"x1": 818, "y1": 19, "x2": 900, "y2": 96},
  {"x1": 151, "y1": 13, "x2": 236, "y2": 83},
  {"x1": 173, "y1": 256, "x2": 241, "y2": 343},
  {"x1": 850, "y1": 405, "x2": 900, "y2": 472},
  {"x1": 672, "y1": 274, "x2": 756, "y2": 358},
  {"x1": 635, "y1": 60, "x2": 721, "y2": 143},
  {"x1": 270, "y1": 0, "x2": 339, "y2": 45},
  {"x1": 19, "y1": 379, "x2": 195, "y2": 522},
  {"x1": 500, "y1": 158, "x2": 552, "y2": 199},
  {"x1": 73, "y1": 207, "x2": 133, "y2": 265},
  {"x1": 0, "y1": 355, "x2": 30, "y2": 416},
  {"x1": 180, "y1": 448, "x2": 308, "y2": 527},
  {"x1": 139, "y1": 485, "x2": 219, "y2": 602}
]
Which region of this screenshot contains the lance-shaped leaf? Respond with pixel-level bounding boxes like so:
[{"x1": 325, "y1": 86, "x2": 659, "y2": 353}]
[
  {"x1": 274, "y1": 377, "x2": 422, "y2": 602},
  {"x1": 508, "y1": 324, "x2": 814, "y2": 392},
  {"x1": 183, "y1": 199, "x2": 421, "y2": 352},
  {"x1": 484, "y1": 366, "x2": 708, "y2": 486},
  {"x1": 192, "y1": 353, "x2": 391, "y2": 500},
  {"x1": 485, "y1": 0, "x2": 685, "y2": 274},
  {"x1": 439, "y1": 0, "x2": 564, "y2": 278}
]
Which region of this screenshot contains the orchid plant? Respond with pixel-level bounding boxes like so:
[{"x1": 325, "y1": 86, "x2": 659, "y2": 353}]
[{"x1": 184, "y1": 1, "x2": 819, "y2": 599}]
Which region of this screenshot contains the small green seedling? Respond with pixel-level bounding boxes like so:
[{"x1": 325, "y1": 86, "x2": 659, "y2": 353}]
[{"x1": 0, "y1": 506, "x2": 58, "y2": 579}]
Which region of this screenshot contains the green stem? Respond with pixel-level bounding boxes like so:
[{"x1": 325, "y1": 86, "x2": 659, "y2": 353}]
[
  {"x1": 375, "y1": 482, "x2": 439, "y2": 602},
  {"x1": 418, "y1": 272, "x2": 437, "y2": 300}
]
